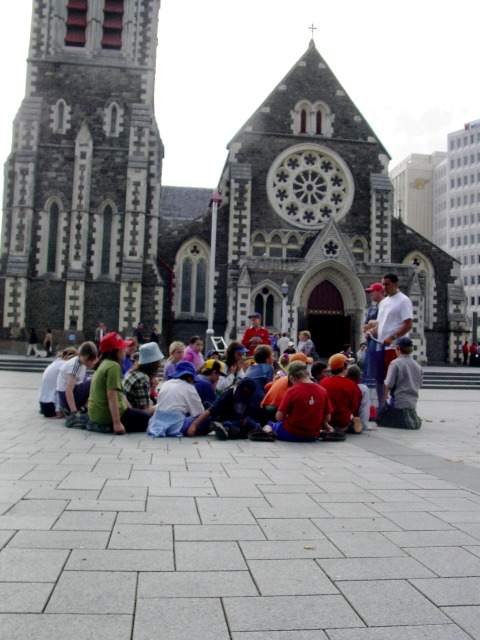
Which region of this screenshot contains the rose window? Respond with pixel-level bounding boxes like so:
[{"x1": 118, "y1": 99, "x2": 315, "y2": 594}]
[{"x1": 267, "y1": 144, "x2": 354, "y2": 229}]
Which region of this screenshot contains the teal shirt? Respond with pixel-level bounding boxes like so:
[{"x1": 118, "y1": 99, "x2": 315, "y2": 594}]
[{"x1": 88, "y1": 359, "x2": 127, "y2": 424}]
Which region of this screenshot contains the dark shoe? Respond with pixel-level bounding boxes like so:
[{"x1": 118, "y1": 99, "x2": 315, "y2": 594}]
[
  {"x1": 213, "y1": 421, "x2": 229, "y2": 440},
  {"x1": 317, "y1": 431, "x2": 346, "y2": 442},
  {"x1": 248, "y1": 428, "x2": 277, "y2": 442}
]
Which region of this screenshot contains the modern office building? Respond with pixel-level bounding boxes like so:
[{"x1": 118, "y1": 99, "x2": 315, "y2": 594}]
[
  {"x1": 435, "y1": 120, "x2": 480, "y2": 319},
  {"x1": 390, "y1": 152, "x2": 446, "y2": 241}
]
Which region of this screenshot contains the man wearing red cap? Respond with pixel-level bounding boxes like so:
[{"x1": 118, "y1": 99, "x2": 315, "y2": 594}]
[
  {"x1": 362, "y1": 282, "x2": 385, "y2": 404},
  {"x1": 242, "y1": 312, "x2": 271, "y2": 357}
]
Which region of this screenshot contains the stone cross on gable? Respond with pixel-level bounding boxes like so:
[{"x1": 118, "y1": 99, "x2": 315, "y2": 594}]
[{"x1": 308, "y1": 24, "x2": 317, "y2": 39}]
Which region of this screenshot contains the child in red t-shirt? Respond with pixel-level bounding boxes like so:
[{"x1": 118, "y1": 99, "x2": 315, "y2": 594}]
[{"x1": 262, "y1": 361, "x2": 334, "y2": 442}]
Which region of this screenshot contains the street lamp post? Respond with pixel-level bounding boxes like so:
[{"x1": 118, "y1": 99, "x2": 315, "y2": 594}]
[
  {"x1": 206, "y1": 191, "x2": 222, "y2": 352},
  {"x1": 281, "y1": 281, "x2": 289, "y2": 335}
]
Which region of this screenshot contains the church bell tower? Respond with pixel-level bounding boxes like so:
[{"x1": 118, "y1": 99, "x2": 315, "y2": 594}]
[{"x1": 1, "y1": 0, "x2": 164, "y2": 336}]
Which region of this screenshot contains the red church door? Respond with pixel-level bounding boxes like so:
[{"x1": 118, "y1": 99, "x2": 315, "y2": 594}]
[{"x1": 306, "y1": 281, "x2": 351, "y2": 358}]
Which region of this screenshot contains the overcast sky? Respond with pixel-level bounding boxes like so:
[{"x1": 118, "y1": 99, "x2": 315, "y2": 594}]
[{"x1": 1, "y1": 0, "x2": 478, "y2": 206}]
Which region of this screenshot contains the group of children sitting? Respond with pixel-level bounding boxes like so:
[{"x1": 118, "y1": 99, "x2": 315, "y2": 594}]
[{"x1": 38, "y1": 331, "x2": 422, "y2": 440}]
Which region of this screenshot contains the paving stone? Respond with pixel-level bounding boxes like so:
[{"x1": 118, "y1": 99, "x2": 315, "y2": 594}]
[
  {"x1": 223, "y1": 595, "x2": 363, "y2": 631},
  {"x1": 174, "y1": 524, "x2": 265, "y2": 541},
  {"x1": 66, "y1": 498, "x2": 145, "y2": 511},
  {"x1": 146, "y1": 496, "x2": 201, "y2": 523},
  {"x1": 0, "y1": 530, "x2": 15, "y2": 549},
  {"x1": 66, "y1": 549, "x2": 174, "y2": 571},
  {"x1": 313, "y1": 517, "x2": 401, "y2": 532},
  {"x1": 0, "y1": 614, "x2": 133, "y2": 640},
  {"x1": 196, "y1": 497, "x2": 268, "y2": 524},
  {"x1": 108, "y1": 524, "x2": 172, "y2": 550},
  {"x1": 379, "y1": 511, "x2": 455, "y2": 530},
  {"x1": 0, "y1": 515, "x2": 58, "y2": 530},
  {"x1": 251, "y1": 494, "x2": 334, "y2": 519},
  {"x1": 211, "y1": 478, "x2": 264, "y2": 497},
  {"x1": 247, "y1": 559, "x2": 338, "y2": 595},
  {"x1": 232, "y1": 633, "x2": 328, "y2": 640},
  {"x1": 134, "y1": 597, "x2": 230, "y2": 639},
  {"x1": 98, "y1": 485, "x2": 148, "y2": 500},
  {"x1": 337, "y1": 579, "x2": 450, "y2": 626},
  {"x1": 440, "y1": 606, "x2": 480, "y2": 639},
  {"x1": 318, "y1": 503, "x2": 385, "y2": 518},
  {"x1": 6, "y1": 499, "x2": 68, "y2": 517},
  {"x1": 408, "y1": 546, "x2": 480, "y2": 577},
  {"x1": 53, "y1": 510, "x2": 116, "y2": 531},
  {"x1": 170, "y1": 476, "x2": 214, "y2": 487},
  {"x1": 326, "y1": 624, "x2": 472, "y2": 639},
  {"x1": 240, "y1": 539, "x2": 342, "y2": 560},
  {"x1": 46, "y1": 571, "x2": 136, "y2": 613},
  {"x1": 7, "y1": 530, "x2": 109, "y2": 549},
  {"x1": 138, "y1": 570, "x2": 258, "y2": 597},
  {"x1": 319, "y1": 556, "x2": 435, "y2": 580},
  {"x1": 322, "y1": 531, "x2": 406, "y2": 557},
  {"x1": 257, "y1": 518, "x2": 327, "y2": 541},
  {"x1": 411, "y1": 577, "x2": 480, "y2": 606},
  {"x1": 0, "y1": 548, "x2": 69, "y2": 581},
  {"x1": 433, "y1": 511, "x2": 480, "y2": 523},
  {"x1": 453, "y1": 522, "x2": 480, "y2": 540},
  {"x1": 57, "y1": 472, "x2": 106, "y2": 490},
  {"x1": 384, "y1": 530, "x2": 478, "y2": 547},
  {"x1": 174, "y1": 541, "x2": 247, "y2": 571},
  {"x1": 0, "y1": 582, "x2": 54, "y2": 613}
]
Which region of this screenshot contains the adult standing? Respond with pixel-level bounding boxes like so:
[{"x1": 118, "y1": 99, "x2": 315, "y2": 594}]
[
  {"x1": 362, "y1": 283, "x2": 384, "y2": 398},
  {"x1": 94, "y1": 322, "x2": 106, "y2": 348},
  {"x1": 462, "y1": 340, "x2": 469, "y2": 366},
  {"x1": 133, "y1": 322, "x2": 145, "y2": 344},
  {"x1": 277, "y1": 332, "x2": 290, "y2": 356},
  {"x1": 242, "y1": 312, "x2": 271, "y2": 357},
  {"x1": 469, "y1": 342, "x2": 477, "y2": 367},
  {"x1": 43, "y1": 328, "x2": 53, "y2": 357},
  {"x1": 375, "y1": 273, "x2": 413, "y2": 407},
  {"x1": 26, "y1": 328, "x2": 40, "y2": 357},
  {"x1": 150, "y1": 326, "x2": 160, "y2": 344}
]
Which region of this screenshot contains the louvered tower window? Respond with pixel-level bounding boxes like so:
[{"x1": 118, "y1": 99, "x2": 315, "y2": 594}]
[
  {"x1": 102, "y1": 0, "x2": 124, "y2": 50},
  {"x1": 65, "y1": 0, "x2": 88, "y2": 47}
]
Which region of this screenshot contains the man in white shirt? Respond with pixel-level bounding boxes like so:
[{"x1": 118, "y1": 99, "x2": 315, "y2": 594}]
[{"x1": 375, "y1": 273, "x2": 413, "y2": 407}]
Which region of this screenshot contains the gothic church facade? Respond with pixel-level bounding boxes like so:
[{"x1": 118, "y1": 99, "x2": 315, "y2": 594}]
[{"x1": 1, "y1": 0, "x2": 468, "y2": 362}]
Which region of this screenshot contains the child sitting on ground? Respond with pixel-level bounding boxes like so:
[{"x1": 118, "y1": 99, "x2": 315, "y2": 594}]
[
  {"x1": 346, "y1": 364, "x2": 374, "y2": 432},
  {"x1": 244, "y1": 344, "x2": 274, "y2": 423},
  {"x1": 262, "y1": 360, "x2": 336, "y2": 442},
  {"x1": 375, "y1": 337, "x2": 423, "y2": 429},
  {"x1": 56, "y1": 341, "x2": 97, "y2": 416},
  {"x1": 38, "y1": 347, "x2": 77, "y2": 417}
]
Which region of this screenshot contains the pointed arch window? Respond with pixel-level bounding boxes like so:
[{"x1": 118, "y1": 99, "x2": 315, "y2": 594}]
[
  {"x1": 100, "y1": 204, "x2": 113, "y2": 275},
  {"x1": 300, "y1": 109, "x2": 307, "y2": 134},
  {"x1": 110, "y1": 105, "x2": 118, "y2": 135},
  {"x1": 57, "y1": 101, "x2": 65, "y2": 132},
  {"x1": 292, "y1": 100, "x2": 333, "y2": 137},
  {"x1": 176, "y1": 241, "x2": 209, "y2": 317},
  {"x1": 255, "y1": 288, "x2": 275, "y2": 328},
  {"x1": 47, "y1": 202, "x2": 59, "y2": 273},
  {"x1": 65, "y1": 0, "x2": 88, "y2": 47},
  {"x1": 52, "y1": 99, "x2": 70, "y2": 134}
]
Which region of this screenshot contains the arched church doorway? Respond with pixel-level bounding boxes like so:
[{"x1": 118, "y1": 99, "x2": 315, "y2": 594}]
[{"x1": 306, "y1": 281, "x2": 351, "y2": 357}]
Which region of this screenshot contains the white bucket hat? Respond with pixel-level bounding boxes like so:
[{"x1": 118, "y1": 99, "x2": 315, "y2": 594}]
[{"x1": 139, "y1": 342, "x2": 164, "y2": 365}]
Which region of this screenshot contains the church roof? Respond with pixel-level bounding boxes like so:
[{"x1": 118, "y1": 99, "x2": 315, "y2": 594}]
[
  {"x1": 160, "y1": 186, "x2": 212, "y2": 220},
  {"x1": 228, "y1": 39, "x2": 390, "y2": 158}
]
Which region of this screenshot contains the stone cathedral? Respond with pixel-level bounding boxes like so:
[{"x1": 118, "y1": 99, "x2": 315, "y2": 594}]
[{"x1": 0, "y1": 0, "x2": 468, "y2": 363}]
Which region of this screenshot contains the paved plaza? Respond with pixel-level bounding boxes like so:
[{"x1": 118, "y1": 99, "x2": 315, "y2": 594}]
[{"x1": 0, "y1": 370, "x2": 480, "y2": 639}]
